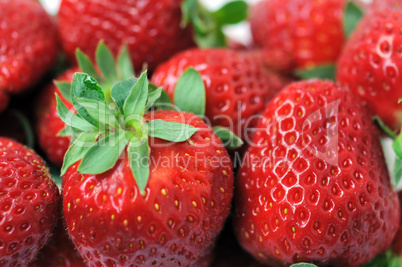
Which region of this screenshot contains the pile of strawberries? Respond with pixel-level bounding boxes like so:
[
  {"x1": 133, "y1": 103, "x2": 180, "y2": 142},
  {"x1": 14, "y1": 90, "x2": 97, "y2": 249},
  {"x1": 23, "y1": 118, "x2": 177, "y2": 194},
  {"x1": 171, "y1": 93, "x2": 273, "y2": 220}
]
[{"x1": 2, "y1": 0, "x2": 402, "y2": 266}]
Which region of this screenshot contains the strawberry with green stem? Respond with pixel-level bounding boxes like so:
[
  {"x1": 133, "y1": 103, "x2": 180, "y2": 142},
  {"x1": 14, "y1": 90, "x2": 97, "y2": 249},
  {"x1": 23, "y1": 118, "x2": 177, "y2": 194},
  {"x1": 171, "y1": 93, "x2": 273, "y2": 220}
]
[
  {"x1": 37, "y1": 42, "x2": 243, "y2": 167},
  {"x1": 36, "y1": 42, "x2": 136, "y2": 167},
  {"x1": 59, "y1": 59, "x2": 234, "y2": 265}
]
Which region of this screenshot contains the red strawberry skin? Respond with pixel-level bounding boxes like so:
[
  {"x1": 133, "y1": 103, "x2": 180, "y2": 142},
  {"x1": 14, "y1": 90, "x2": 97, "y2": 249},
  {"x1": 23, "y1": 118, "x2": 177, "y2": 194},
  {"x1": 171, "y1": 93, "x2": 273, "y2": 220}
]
[
  {"x1": 371, "y1": 0, "x2": 402, "y2": 12},
  {"x1": 0, "y1": 0, "x2": 58, "y2": 104},
  {"x1": 58, "y1": 0, "x2": 194, "y2": 72},
  {"x1": 36, "y1": 68, "x2": 77, "y2": 167},
  {"x1": 336, "y1": 10, "x2": 402, "y2": 130},
  {"x1": 250, "y1": 0, "x2": 346, "y2": 69},
  {"x1": 63, "y1": 111, "x2": 234, "y2": 266},
  {"x1": 393, "y1": 191, "x2": 402, "y2": 255},
  {"x1": 234, "y1": 80, "x2": 400, "y2": 266},
  {"x1": 29, "y1": 220, "x2": 85, "y2": 267},
  {"x1": 0, "y1": 138, "x2": 60, "y2": 266},
  {"x1": 151, "y1": 49, "x2": 290, "y2": 140}
]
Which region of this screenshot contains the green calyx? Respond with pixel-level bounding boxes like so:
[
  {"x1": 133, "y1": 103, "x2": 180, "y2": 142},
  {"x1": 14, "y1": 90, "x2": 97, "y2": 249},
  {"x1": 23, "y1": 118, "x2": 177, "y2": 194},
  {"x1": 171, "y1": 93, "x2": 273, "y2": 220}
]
[
  {"x1": 363, "y1": 249, "x2": 402, "y2": 267},
  {"x1": 56, "y1": 43, "x2": 199, "y2": 193},
  {"x1": 56, "y1": 41, "x2": 135, "y2": 106},
  {"x1": 289, "y1": 250, "x2": 402, "y2": 267},
  {"x1": 343, "y1": 1, "x2": 364, "y2": 39},
  {"x1": 181, "y1": 0, "x2": 248, "y2": 47},
  {"x1": 295, "y1": 65, "x2": 336, "y2": 81},
  {"x1": 374, "y1": 116, "x2": 402, "y2": 188}
]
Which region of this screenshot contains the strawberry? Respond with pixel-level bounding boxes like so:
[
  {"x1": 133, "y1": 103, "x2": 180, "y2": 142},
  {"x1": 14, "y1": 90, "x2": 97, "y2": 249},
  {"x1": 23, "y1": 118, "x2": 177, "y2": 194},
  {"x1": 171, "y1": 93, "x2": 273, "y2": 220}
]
[
  {"x1": 336, "y1": 9, "x2": 402, "y2": 130},
  {"x1": 0, "y1": 138, "x2": 60, "y2": 266},
  {"x1": 151, "y1": 48, "x2": 290, "y2": 142},
  {"x1": 250, "y1": 0, "x2": 347, "y2": 70},
  {"x1": 234, "y1": 80, "x2": 400, "y2": 266},
  {"x1": 63, "y1": 110, "x2": 233, "y2": 266},
  {"x1": 0, "y1": 0, "x2": 59, "y2": 112},
  {"x1": 56, "y1": 47, "x2": 234, "y2": 265},
  {"x1": 58, "y1": 0, "x2": 194, "y2": 72},
  {"x1": 29, "y1": 220, "x2": 85, "y2": 267}
]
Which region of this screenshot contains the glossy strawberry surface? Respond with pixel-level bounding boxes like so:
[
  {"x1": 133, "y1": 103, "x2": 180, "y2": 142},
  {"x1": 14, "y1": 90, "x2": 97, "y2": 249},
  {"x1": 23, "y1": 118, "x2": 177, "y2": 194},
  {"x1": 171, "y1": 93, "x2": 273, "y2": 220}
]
[
  {"x1": 336, "y1": 10, "x2": 402, "y2": 130},
  {"x1": 234, "y1": 80, "x2": 400, "y2": 266},
  {"x1": 63, "y1": 110, "x2": 234, "y2": 266},
  {"x1": 0, "y1": 0, "x2": 59, "y2": 112},
  {"x1": 36, "y1": 68, "x2": 77, "y2": 167},
  {"x1": 151, "y1": 49, "x2": 290, "y2": 140},
  {"x1": 58, "y1": 0, "x2": 194, "y2": 72},
  {"x1": 250, "y1": 0, "x2": 346, "y2": 69},
  {"x1": 0, "y1": 138, "x2": 60, "y2": 266}
]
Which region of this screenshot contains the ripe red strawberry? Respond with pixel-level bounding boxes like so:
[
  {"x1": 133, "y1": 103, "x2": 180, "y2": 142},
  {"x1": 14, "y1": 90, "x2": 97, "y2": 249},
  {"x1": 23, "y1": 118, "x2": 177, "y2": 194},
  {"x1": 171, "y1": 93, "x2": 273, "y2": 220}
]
[
  {"x1": 234, "y1": 80, "x2": 400, "y2": 266},
  {"x1": 0, "y1": 138, "x2": 60, "y2": 266},
  {"x1": 151, "y1": 48, "x2": 290, "y2": 140},
  {"x1": 58, "y1": 61, "x2": 233, "y2": 265},
  {"x1": 250, "y1": 0, "x2": 347, "y2": 70},
  {"x1": 29, "y1": 220, "x2": 85, "y2": 267},
  {"x1": 64, "y1": 112, "x2": 233, "y2": 266},
  {"x1": 36, "y1": 68, "x2": 77, "y2": 167},
  {"x1": 336, "y1": 10, "x2": 402, "y2": 130},
  {"x1": 58, "y1": 0, "x2": 194, "y2": 72},
  {"x1": 0, "y1": 0, "x2": 59, "y2": 112}
]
